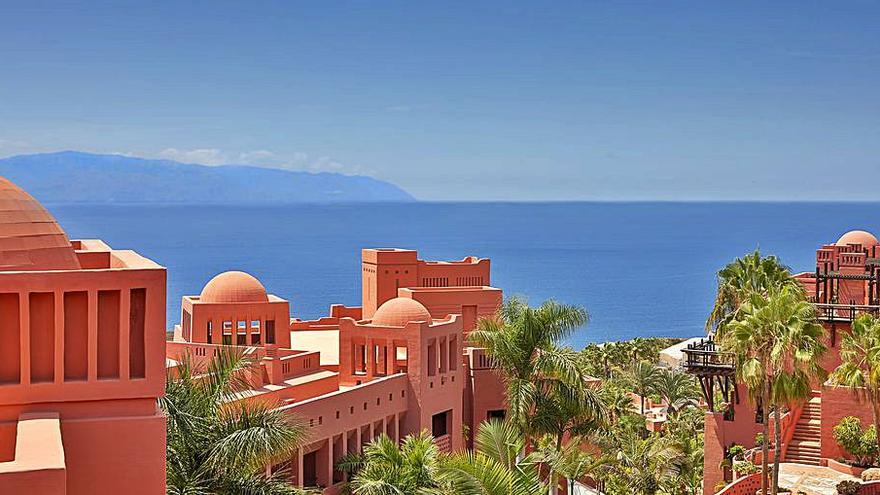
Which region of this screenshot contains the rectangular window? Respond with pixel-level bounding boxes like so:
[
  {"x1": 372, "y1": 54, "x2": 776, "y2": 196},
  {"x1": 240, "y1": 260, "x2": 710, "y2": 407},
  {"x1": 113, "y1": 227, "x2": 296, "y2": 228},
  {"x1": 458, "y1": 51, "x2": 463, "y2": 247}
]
[
  {"x1": 237, "y1": 320, "x2": 246, "y2": 331},
  {"x1": 0, "y1": 293, "x2": 20, "y2": 384},
  {"x1": 251, "y1": 332, "x2": 261, "y2": 345},
  {"x1": 449, "y1": 336, "x2": 458, "y2": 371},
  {"x1": 207, "y1": 321, "x2": 213, "y2": 344},
  {"x1": 487, "y1": 409, "x2": 505, "y2": 421},
  {"x1": 222, "y1": 334, "x2": 232, "y2": 346},
  {"x1": 427, "y1": 340, "x2": 436, "y2": 377},
  {"x1": 236, "y1": 333, "x2": 246, "y2": 346},
  {"x1": 30, "y1": 292, "x2": 56, "y2": 383},
  {"x1": 129, "y1": 288, "x2": 147, "y2": 379},
  {"x1": 251, "y1": 319, "x2": 260, "y2": 330},
  {"x1": 97, "y1": 290, "x2": 120, "y2": 380},
  {"x1": 265, "y1": 320, "x2": 275, "y2": 344},
  {"x1": 64, "y1": 291, "x2": 88, "y2": 381},
  {"x1": 431, "y1": 410, "x2": 450, "y2": 437},
  {"x1": 223, "y1": 321, "x2": 232, "y2": 331}
]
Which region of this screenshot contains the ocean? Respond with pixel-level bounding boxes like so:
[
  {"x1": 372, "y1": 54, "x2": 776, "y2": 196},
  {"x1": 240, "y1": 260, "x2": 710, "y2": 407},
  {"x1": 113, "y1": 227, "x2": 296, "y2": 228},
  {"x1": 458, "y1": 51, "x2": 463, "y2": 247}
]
[{"x1": 48, "y1": 202, "x2": 880, "y2": 350}]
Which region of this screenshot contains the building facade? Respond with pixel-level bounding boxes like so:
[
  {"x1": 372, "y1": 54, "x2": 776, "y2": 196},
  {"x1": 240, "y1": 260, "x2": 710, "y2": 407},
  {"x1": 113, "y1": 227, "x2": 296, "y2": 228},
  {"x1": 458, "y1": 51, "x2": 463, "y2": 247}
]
[
  {"x1": 0, "y1": 178, "x2": 167, "y2": 495},
  {"x1": 690, "y1": 230, "x2": 880, "y2": 495},
  {"x1": 0, "y1": 175, "x2": 508, "y2": 495},
  {"x1": 167, "y1": 248, "x2": 506, "y2": 493}
]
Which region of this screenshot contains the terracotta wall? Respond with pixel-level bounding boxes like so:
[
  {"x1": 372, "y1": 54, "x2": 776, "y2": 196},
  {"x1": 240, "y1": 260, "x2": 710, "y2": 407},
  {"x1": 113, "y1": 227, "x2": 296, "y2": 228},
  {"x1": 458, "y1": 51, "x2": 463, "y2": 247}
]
[
  {"x1": 714, "y1": 473, "x2": 762, "y2": 495},
  {"x1": 820, "y1": 383, "x2": 876, "y2": 460}
]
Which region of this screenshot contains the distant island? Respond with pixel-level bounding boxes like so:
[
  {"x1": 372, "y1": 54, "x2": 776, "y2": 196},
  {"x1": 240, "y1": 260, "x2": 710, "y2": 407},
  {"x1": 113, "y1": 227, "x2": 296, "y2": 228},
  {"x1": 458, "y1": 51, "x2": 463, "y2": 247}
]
[{"x1": 0, "y1": 151, "x2": 414, "y2": 203}]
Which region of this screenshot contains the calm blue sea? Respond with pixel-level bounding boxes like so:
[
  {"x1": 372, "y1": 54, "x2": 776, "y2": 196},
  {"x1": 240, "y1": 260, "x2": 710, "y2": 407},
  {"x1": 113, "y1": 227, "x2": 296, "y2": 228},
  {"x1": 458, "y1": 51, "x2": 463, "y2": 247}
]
[{"x1": 47, "y1": 202, "x2": 880, "y2": 349}]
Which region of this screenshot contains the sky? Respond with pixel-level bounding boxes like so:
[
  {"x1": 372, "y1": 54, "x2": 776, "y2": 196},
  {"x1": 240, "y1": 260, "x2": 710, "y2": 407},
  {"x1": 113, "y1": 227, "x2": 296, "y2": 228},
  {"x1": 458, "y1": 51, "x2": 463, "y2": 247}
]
[{"x1": 1, "y1": 1, "x2": 878, "y2": 201}]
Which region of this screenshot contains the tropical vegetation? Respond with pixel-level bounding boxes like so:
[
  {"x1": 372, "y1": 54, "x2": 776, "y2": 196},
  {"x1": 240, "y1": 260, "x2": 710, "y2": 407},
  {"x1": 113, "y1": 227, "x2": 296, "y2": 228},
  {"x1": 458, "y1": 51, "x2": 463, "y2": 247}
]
[
  {"x1": 162, "y1": 348, "x2": 311, "y2": 495},
  {"x1": 830, "y1": 312, "x2": 880, "y2": 454},
  {"x1": 832, "y1": 416, "x2": 878, "y2": 467},
  {"x1": 708, "y1": 251, "x2": 827, "y2": 495}
]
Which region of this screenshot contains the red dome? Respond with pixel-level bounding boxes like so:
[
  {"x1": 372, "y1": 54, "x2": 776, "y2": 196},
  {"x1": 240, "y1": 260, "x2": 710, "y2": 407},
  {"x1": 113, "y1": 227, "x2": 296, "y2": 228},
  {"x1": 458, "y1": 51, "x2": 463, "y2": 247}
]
[
  {"x1": 372, "y1": 298, "x2": 431, "y2": 327},
  {"x1": 0, "y1": 176, "x2": 80, "y2": 271},
  {"x1": 836, "y1": 230, "x2": 879, "y2": 248},
  {"x1": 200, "y1": 271, "x2": 268, "y2": 303}
]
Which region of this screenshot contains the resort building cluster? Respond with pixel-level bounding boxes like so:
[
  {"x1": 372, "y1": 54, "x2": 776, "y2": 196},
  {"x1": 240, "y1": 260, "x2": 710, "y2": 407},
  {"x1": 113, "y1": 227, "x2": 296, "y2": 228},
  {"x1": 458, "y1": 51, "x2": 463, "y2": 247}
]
[
  {"x1": 0, "y1": 173, "x2": 878, "y2": 495},
  {"x1": 686, "y1": 229, "x2": 880, "y2": 494},
  {"x1": 0, "y1": 177, "x2": 506, "y2": 494}
]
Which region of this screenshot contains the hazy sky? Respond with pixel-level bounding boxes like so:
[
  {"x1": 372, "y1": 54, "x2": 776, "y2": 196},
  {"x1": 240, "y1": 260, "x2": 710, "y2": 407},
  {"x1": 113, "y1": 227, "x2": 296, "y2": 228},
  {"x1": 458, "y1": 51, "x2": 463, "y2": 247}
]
[{"x1": 1, "y1": 1, "x2": 879, "y2": 200}]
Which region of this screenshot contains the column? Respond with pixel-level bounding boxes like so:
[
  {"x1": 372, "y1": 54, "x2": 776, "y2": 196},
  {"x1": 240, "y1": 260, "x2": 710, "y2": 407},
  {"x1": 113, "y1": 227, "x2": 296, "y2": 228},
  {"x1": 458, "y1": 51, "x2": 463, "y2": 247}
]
[
  {"x1": 295, "y1": 449, "x2": 304, "y2": 488},
  {"x1": 19, "y1": 291, "x2": 30, "y2": 386},
  {"x1": 87, "y1": 290, "x2": 98, "y2": 381},
  {"x1": 119, "y1": 288, "x2": 131, "y2": 381},
  {"x1": 53, "y1": 290, "x2": 64, "y2": 384},
  {"x1": 324, "y1": 439, "x2": 333, "y2": 488},
  {"x1": 366, "y1": 338, "x2": 374, "y2": 376},
  {"x1": 386, "y1": 342, "x2": 394, "y2": 375}
]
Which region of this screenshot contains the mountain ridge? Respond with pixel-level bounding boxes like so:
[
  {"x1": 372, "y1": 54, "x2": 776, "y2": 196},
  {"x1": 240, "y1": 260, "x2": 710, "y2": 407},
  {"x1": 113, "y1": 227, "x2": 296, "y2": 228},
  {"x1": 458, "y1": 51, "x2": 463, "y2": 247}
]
[{"x1": 0, "y1": 151, "x2": 415, "y2": 203}]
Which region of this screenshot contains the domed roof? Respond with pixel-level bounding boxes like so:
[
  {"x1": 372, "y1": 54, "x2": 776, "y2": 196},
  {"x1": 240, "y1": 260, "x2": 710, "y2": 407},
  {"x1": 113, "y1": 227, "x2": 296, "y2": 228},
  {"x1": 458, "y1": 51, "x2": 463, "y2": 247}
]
[
  {"x1": 372, "y1": 297, "x2": 432, "y2": 327},
  {"x1": 0, "y1": 177, "x2": 80, "y2": 271},
  {"x1": 836, "y1": 230, "x2": 880, "y2": 248},
  {"x1": 200, "y1": 271, "x2": 269, "y2": 303}
]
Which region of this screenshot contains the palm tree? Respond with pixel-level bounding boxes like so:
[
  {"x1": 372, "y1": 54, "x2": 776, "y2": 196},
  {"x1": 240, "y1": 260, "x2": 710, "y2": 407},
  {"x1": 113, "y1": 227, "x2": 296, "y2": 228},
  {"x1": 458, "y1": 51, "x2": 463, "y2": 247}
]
[
  {"x1": 707, "y1": 251, "x2": 796, "y2": 337},
  {"x1": 654, "y1": 369, "x2": 700, "y2": 416},
  {"x1": 340, "y1": 432, "x2": 444, "y2": 495},
  {"x1": 830, "y1": 312, "x2": 880, "y2": 452},
  {"x1": 530, "y1": 378, "x2": 607, "y2": 494},
  {"x1": 440, "y1": 420, "x2": 546, "y2": 495},
  {"x1": 625, "y1": 361, "x2": 660, "y2": 415},
  {"x1": 600, "y1": 385, "x2": 634, "y2": 421},
  {"x1": 469, "y1": 298, "x2": 588, "y2": 433},
  {"x1": 724, "y1": 285, "x2": 826, "y2": 495},
  {"x1": 162, "y1": 348, "x2": 310, "y2": 495},
  {"x1": 603, "y1": 431, "x2": 683, "y2": 495},
  {"x1": 668, "y1": 435, "x2": 704, "y2": 495}
]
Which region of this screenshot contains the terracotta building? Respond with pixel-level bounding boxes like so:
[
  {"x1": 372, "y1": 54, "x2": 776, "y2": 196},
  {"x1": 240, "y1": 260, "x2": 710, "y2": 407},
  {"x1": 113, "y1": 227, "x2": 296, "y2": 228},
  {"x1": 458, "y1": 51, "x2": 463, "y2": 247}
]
[
  {"x1": 0, "y1": 178, "x2": 167, "y2": 494},
  {"x1": 168, "y1": 248, "x2": 506, "y2": 492},
  {"x1": 0, "y1": 174, "x2": 506, "y2": 494},
  {"x1": 688, "y1": 230, "x2": 880, "y2": 494}
]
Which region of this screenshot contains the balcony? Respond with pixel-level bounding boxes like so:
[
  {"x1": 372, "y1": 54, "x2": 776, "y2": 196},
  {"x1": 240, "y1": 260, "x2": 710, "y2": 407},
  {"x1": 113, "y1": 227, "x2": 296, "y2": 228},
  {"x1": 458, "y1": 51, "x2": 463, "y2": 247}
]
[
  {"x1": 682, "y1": 338, "x2": 735, "y2": 377},
  {"x1": 814, "y1": 303, "x2": 880, "y2": 323}
]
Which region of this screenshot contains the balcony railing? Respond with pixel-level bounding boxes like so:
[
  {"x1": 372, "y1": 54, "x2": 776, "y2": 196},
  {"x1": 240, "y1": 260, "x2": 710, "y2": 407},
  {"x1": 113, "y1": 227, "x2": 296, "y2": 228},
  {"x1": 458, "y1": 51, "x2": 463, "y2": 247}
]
[
  {"x1": 682, "y1": 338, "x2": 735, "y2": 375},
  {"x1": 814, "y1": 303, "x2": 880, "y2": 323}
]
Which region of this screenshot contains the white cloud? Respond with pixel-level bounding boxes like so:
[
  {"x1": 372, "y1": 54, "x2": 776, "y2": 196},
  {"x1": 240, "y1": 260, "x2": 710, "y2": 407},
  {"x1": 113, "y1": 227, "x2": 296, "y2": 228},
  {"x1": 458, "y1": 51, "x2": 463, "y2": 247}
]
[
  {"x1": 153, "y1": 147, "x2": 373, "y2": 175},
  {"x1": 158, "y1": 148, "x2": 228, "y2": 166}
]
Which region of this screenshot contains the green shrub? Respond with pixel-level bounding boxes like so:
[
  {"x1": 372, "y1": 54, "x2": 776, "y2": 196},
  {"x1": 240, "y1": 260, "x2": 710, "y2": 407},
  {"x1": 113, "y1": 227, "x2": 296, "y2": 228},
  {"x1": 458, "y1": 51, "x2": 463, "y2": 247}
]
[
  {"x1": 728, "y1": 444, "x2": 746, "y2": 460},
  {"x1": 732, "y1": 459, "x2": 759, "y2": 475},
  {"x1": 833, "y1": 416, "x2": 878, "y2": 467},
  {"x1": 755, "y1": 432, "x2": 765, "y2": 447}
]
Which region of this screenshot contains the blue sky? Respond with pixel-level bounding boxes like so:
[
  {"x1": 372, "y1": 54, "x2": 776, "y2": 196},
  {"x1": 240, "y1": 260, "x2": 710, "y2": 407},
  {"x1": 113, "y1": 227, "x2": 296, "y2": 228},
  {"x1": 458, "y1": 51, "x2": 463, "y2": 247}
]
[{"x1": 1, "y1": 1, "x2": 878, "y2": 200}]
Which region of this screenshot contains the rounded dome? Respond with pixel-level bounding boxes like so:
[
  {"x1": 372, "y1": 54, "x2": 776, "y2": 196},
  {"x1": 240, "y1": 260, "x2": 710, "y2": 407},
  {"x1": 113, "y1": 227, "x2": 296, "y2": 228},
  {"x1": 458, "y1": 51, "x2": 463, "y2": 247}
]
[
  {"x1": 0, "y1": 176, "x2": 80, "y2": 271},
  {"x1": 200, "y1": 271, "x2": 268, "y2": 303},
  {"x1": 372, "y1": 298, "x2": 432, "y2": 327},
  {"x1": 836, "y1": 230, "x2": 880, "y2": 248}
]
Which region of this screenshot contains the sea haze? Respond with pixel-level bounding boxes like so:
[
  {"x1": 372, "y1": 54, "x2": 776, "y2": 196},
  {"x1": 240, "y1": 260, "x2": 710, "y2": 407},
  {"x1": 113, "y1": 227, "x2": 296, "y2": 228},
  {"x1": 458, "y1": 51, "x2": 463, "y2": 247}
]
[{"x1": 48, "y1": 202, "x2": 880, "y2": 349}]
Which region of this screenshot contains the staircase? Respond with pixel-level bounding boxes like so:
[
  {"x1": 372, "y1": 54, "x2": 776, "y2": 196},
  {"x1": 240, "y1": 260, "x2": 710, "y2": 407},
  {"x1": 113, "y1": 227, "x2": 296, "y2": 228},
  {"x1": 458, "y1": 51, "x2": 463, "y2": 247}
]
[{"x1": 784, "y1": 395, "x2": 822, "y2": 465}]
